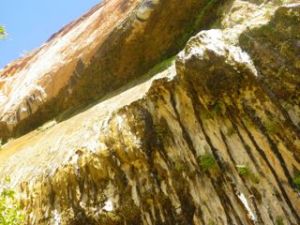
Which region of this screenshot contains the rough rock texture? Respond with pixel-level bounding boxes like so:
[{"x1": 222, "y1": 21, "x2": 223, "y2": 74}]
[
  {"x1": 0, "y1": 0, "x2": 222, "y2": 141},
  {"x1": 0, "y1": 1, "x2": 299, "y2": 225},
  {"x1": 239, "y1": 4, "x2": 300, "y2": 128}
]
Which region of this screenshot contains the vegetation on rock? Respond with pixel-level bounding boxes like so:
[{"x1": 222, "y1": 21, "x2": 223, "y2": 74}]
[
  {"x1": 197, "y1": 153, "x2": 217, "y2": 172},
  {"x1": 0, "y1": 179, "x2": 24, "y2": 225},
  {"x1": 293, "y1": 172, "x2": 300, "y2": 190},
  {"x1": 0, "y1": 0, "x2": 299, "y2": 224},
  {"x1": 236, "y1": 165, "x2": 260, "y2": 184}
]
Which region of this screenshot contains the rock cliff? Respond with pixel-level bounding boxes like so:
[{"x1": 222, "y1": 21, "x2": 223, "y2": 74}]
[
  {"x1": 0, "y1": 0, "x2": 299, "y2": 225},
  {"x1": 0, "y1": 0, "x2": 221, "y2": 142}
]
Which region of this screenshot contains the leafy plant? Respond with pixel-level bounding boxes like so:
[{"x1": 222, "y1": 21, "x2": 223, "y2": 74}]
[
  {"x1": 236, "y1": 164, "x2": 260, "y2": 184},
  {"x1": 198, "y1": 153, "x2": 217, "y2": 172},
  {"x1": 0, "y1": 178, "x2": 24, "y2": 225}
]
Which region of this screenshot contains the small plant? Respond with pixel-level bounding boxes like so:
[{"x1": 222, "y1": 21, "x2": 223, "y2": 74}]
[
  {"x1": 236, "y1": 164, "x2": 260, "y2": 184},
  {"x1": 275, "y1": 216, "x2": 284, "y2": 225},
  {"x1": 293, "y1": 172, "x2": 300, "y2": 190},
  {"x1": 198, "y1": 153, "x2": 217, "y2": 172},
  {"x1": 0, "y1": 178, "x2": 24, "y2": 225}
]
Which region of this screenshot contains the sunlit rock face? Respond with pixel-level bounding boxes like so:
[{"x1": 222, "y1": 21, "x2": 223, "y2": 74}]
[
  {"x1": 0, "y1": 0, "x2": 300, "y2": 225},
  {"x1": 0, "y1": 0, "x2": 221, "y2": 141}
]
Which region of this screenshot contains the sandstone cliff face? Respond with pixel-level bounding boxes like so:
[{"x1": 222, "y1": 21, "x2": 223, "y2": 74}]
[
  {"x1": 0, "y1": 0, "x2": 221, "y2": 142},
  {"x1": 0, "y1": 0, "x2": 299, "y2": 225}
]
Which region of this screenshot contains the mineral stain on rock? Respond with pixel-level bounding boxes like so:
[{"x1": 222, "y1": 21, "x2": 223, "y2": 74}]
[{"x1": 0, "y1": 0, "x2": 299, "y2": 225}]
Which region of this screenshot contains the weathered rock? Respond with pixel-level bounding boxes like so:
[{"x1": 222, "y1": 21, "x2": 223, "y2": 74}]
[
  {"x1": 0, "y1": 1, "x2": 299, "y2": 225},
  {"x1": 239, "y1": 3, "x2": 300, "y2": 128},
  {"x1": 0, "y1": 0, "x2": 223, "y2": 142}
]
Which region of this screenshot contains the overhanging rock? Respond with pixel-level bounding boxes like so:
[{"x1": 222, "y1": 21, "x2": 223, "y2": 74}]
[{"x1": 0, "y1": 0, "x2": 223, "y2": 141}]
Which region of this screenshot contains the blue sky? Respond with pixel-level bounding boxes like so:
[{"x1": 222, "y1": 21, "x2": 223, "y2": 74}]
[{"x1": 0, "y1": 0, "x2": 101, "y2": 69}]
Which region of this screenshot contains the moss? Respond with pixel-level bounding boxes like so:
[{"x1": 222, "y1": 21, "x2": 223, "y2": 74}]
[
  {"x1": 264, "y1": 120, "x2": 281, "y2": 134},
  {"x1": 200, "y1": 102, "x2": 226, "y2": 120},
  {"x1": 154, "y1": 118, "x2": 172, "y2": 142},
  {"x1": 275, "y1": 216, "x2": 285, "y2": 225},
  {"x1": 174, "y1": 161, "x2": 188, "y2": 173},
  {"x1": 293, "y1": 172, "x2": 300, "y2": 190},
  {"x1": 227, "y1": 127, "x2": 236, "y2": 137},
  {"x1": 209, "y1": 101, "x2": 226, "y2": 117},
  {"x1": 198, "y1": 153, "x2": 217, "y2": 172},
  {"x1": 208, "y1": 220, "x2": 216, "y2": 225},
  {"x1": 236, "y1": 165, "x2": 260, "y2": 184},
  {"x1": 145, "y1": 56, "x2": 176, "y2": 78},
  {"x1": 176, "y1": 0, "x2": 222, "y2": 47},
  {"x1": 193, "y1": 0, "x2": 220, "y2": 31},
  {"x1": 200, "y1": 108, "x2": 213, "y2": 120}
]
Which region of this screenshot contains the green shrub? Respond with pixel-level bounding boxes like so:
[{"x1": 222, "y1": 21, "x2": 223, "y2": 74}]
[{"x1": 0, "y1": 178, "x2": 24, "y2": 225}]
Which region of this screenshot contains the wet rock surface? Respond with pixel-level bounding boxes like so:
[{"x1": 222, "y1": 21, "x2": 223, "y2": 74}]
[{"x1": 0, "y1": 1, "x2": 299, "y2": 225}]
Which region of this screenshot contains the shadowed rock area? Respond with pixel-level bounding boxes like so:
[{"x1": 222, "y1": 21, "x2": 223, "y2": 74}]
[{"x1": 0, "y1": 0, "x2": 299, "y2": 224}]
